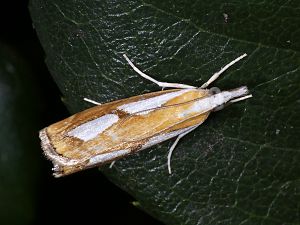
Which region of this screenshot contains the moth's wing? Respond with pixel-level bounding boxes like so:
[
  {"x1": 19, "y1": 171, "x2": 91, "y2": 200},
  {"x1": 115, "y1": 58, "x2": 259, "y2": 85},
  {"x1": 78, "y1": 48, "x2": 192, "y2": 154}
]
[{"x1": 40, "y1": 88, "x2": 210, "y2": 176}]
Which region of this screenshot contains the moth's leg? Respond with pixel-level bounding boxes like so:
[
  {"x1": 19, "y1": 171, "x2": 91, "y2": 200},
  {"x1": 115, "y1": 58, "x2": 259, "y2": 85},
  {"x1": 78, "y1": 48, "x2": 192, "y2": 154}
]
[
  {"x1": 83, "y1": 98, "x2": 102, "y2": 105},
  {"x1": 167, "y1": 125, "x2": 200, "y2": 174},
  {"x1": 200, "y1": 53, "x2": 247, "y2": 88},
  {"x1": 123, "y1": 54, "x2": 196, "y2": 89},
  {"x1": 109, "y1": 161, "x2": 116, "y2": 168}
]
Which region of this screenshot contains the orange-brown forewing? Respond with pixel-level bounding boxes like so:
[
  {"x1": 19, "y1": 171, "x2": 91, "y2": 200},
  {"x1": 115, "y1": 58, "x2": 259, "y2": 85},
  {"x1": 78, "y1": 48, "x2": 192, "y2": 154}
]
[{"x1": 40, "y1": 88, "x2": 211, "y2": 176}]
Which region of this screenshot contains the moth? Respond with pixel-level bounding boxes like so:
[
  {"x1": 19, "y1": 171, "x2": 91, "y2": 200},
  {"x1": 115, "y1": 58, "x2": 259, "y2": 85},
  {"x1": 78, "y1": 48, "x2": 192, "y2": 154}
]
[{"x1": 40, "y1": 53, "x2": 252, "y2": 177}]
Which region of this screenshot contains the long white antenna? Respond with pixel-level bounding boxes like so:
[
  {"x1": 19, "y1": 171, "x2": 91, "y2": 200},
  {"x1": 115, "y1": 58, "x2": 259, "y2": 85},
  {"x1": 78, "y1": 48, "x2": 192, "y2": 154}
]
[{"x1": 200, "y1": 53, "x2": 247, "y2": 88}]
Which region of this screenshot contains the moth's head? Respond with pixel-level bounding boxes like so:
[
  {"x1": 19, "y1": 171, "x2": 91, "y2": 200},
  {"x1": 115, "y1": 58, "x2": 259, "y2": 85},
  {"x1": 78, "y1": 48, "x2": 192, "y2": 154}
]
[{"x1": 209, "y1": 86, "x2": 251, "y2": 112}]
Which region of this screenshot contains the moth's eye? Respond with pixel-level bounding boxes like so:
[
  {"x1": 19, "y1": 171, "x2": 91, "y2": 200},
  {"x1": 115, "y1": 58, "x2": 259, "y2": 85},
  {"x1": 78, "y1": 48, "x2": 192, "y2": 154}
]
[{"x1": 209, "y1": 87, "x2": 221, "y2": 95}]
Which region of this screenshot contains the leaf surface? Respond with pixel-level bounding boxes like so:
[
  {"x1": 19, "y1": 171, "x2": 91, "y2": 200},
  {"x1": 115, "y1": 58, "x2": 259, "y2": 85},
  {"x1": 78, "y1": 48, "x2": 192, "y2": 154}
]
[{"x1": 30, "y1": 1, "x2": 300, "y2": 224}]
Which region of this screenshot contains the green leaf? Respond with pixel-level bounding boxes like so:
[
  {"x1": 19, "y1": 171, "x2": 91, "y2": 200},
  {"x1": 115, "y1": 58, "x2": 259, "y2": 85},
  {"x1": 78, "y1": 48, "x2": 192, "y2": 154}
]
[
  {"x1": 29, "y1": 1, "x2": 300, "y2": 224},
  {"x1": 0, "y1": 43, "x2": 40, "y2": 224}
]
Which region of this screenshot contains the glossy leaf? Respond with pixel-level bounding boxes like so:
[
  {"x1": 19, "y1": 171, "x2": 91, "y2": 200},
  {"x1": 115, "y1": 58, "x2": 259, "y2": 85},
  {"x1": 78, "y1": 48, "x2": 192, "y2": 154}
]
[{"x1": 29, "y1": 1, "x2": 300, "y2": 224}]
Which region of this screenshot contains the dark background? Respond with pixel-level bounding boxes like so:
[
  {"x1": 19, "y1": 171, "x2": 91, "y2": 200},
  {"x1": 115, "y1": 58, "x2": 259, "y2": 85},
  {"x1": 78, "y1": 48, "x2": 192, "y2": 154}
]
[{"x1": 0, "y1": 1, "x2": 162, "y2": 224}]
